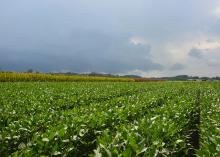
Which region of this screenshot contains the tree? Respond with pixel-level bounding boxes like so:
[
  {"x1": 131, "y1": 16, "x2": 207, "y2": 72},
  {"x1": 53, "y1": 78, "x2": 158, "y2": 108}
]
[{"x1": 27, "y1": 69, "x2": 34, "y2": 73}]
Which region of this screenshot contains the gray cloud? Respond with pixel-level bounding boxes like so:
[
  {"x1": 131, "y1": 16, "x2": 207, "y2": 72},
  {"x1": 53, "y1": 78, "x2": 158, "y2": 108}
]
[
  {"x1": 170, "y1": 63, "x2": 186, "y2": 71},
  {"x1": 188, "y1": 48, "x2": 203, "y2": 59}
]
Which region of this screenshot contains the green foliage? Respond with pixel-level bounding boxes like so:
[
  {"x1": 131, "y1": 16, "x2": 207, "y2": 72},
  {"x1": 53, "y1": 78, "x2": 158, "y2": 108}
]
[{"x1": 0, "y1": 82, "x2": 219, "y2": 156}]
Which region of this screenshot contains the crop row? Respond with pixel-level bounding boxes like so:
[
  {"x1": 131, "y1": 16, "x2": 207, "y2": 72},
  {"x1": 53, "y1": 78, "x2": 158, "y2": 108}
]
[
  {"x1": 0, "y1": 72, "x2": 134, "y2": 82},
  {"x1": 197, "y1": 84, "x2": 220, "y2": 157},
  {"x1": 0, "y1": 82, "x2": 220, "y2": 156},
  {"x1": 0, "y1": 83, "x2": 164, "y2": 156}
]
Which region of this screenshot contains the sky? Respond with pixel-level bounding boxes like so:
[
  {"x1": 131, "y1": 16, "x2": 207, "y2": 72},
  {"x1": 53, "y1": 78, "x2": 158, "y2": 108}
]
[{"x1": 0, "y1": 0, "x2": 220, "y2": 77}]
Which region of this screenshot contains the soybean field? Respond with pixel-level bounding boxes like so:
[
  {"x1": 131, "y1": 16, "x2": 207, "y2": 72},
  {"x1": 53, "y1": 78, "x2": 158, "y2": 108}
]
[{"x1": 0, "y1": 82, "x2": 220, "y2": 157}]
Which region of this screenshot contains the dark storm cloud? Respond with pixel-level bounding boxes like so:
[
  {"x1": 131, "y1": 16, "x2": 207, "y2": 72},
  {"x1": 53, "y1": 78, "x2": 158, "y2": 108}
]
[
  {"x1": 0, "y1": 29, "x2": 162, "y2": 73},
  {"x1": 0, "y1": 0, "x2": 165, "y2": 73},
  {"x1": 188, "y1": 48, "x2": 203, "y2": 59},
  {"x1": 0, "y1": 0, "x2": 220, "y2": 76}
]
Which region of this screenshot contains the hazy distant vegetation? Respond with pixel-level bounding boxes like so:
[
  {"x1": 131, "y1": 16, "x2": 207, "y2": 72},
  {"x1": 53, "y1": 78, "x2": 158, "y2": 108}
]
[{"x1": 0, "y1": 71, "x2": 219, "y2": 82}]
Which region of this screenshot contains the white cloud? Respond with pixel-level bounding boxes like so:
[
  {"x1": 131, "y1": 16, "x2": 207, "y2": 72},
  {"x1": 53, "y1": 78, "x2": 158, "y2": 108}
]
[
  {"x1": 163, "y1": 35, "x2": 220, "y2": 63},
  {"x1": 122, "y1": 69, "x2": 162, "y2": 77},
  {"x1": 193, "y1": 39, "x2": 220, "y2": 50},
  {"x1": 129, "y1": 36, "x2": 148, "y2": 45},
  {"x1": 145, "y1": 32, "x2": 220, "y2": 77},
  {"x1": 213, "y1": 6, "x2": 220, "y2": 18}
]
